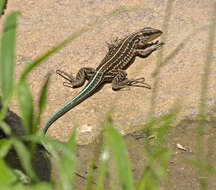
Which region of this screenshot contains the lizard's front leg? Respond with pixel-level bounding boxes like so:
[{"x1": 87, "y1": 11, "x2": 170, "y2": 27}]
[
  {"x1": 136, "y1": 41, "x2": 164, "y2": 58},
  {"x1": 56, "y1": 67, "x2": 96, "y2": 88},
  {"x1": 107, "y1": 70, "x2": 151, "y2": 91}
]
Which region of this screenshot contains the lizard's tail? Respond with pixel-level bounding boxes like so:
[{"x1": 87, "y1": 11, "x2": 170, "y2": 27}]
[
  {"x1": 42, "y1": 99, "x2": 80, "y2": 134},
  {"x1": 42, "y1": 72, "x2": 101, "y2": 134}
]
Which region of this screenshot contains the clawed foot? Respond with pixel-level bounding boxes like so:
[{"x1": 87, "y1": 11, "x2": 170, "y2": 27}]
[
  {"x1": 56, "y1": 69, "x2": 75, "y2": 88},
  {"x1": 116, "y1": 77, "x2": 151, "y2": 91},
  {"x1": 147, "y1": 40, "x2": 164, "y2": 50},
  {"x1": 127, "y1": 77, "x2": 151, "y2": 89},
  {"x1": 152, "y1": 40, "x2": 164, "y2": 50}
]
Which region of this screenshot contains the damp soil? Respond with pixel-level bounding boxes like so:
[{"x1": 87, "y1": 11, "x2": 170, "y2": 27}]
[{"x1": 70, "y1": 113, "x2": 216, "y2": 190}]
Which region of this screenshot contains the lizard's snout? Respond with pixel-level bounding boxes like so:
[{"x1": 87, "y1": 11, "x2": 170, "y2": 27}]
[{"x1": 139, "y1": 27, "x2": 163, "y2": 43}]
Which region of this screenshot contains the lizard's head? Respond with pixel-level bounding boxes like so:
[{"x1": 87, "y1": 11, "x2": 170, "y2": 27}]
[{"x1": 136, "y1": 27, "x2": 162, "y2": 43}]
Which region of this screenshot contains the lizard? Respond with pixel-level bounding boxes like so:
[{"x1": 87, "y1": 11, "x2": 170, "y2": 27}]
[{"x1": 43, "y1": 27, "x2": 164, "y2": 134}]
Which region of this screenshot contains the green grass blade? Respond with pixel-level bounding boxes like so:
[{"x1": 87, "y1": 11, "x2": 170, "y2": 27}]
[
  {"x1": 0, "y1": 12, "x2": 18, "y2": 101},
  {"x1": 66, "y1": 129, "x2": 77, "y2": 184},
  {"x1": 149, "y1": 0, "x2": 174, "y2": 117},
  {"x1": 152, "y1": 112, "x2": 176, "y2": 144},
  {"x1": 0, "y1": 0, "x2": 6, "y2": 16},
  {"x1": 195, "y1": 3, "x2": 216, "y2": 190},
  {"x1": 199, "y1": 3, "x2": 216, "y2": 115},
  {"x1": 12, "y1": 138, "x2": 37, "y2": 181},
  {"x1": 0, "y1": 11, "x2": 16, "y2": 99},
  {"x1": 0, "y1": 158, "x2": 18, "y2": 185},
  {"x1": 34, "y1": 73, "x2": 51, "y2": 132},
  {"x1": 23, "y1": 135, "x2": 75, "y2": 160},
  {"x1": 137, "y1": 149, "x2": 171, "y2": 190},
  {"x1": 136, "y1": 111, "x2": 176, "y2": 190},
  {"x1": 187, "y1": 159, "x2": 216, "y2": 175},
  {"x1": 0, "y1": 121, "x2": 12, "y2": 136},
  {"x1": 67, "y1": 128, "x2": 76, "y2": 152},
  {"x1": 27, "y1": 183, "x2": 53, "y2": 190},
  {"x1": 17, "y1": 79, "x2": 33, "y2": 135},
  {"x1": 57, "y1": 129, "x2": 76, "y2": 190},
  {"x1": 106, "y1": 116, "x2": 134, "y2": 190},
  {"x1": 0, "y1": 159, "x2": 11, "y2": 185},
  {"x1": 38, "y1": 73, "x2": 51, "y2": 117},
  {"x1": 96, "y1": 143, "x2": 109, "y2": 190},
  {"x1": 0, "y1": 139, "x2": 12, "y2": 158},
  {"x1": 0, "y1": 12, "x2": 19, "y2": 131}
]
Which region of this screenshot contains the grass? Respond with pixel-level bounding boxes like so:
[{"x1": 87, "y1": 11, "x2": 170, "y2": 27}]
[{"x1": 0, "y1": 1, "x2": 216, "y2": 190}]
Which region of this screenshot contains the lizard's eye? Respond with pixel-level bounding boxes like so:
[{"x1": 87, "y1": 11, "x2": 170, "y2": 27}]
[{"x1": 136, "y1": 38, "x2": 140, "y2": 42}]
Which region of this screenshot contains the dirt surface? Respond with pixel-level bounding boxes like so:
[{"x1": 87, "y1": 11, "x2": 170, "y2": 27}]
[
  {"x1": 1, "y1": 0, "x2": 216, "y2": 189},
  {"x1": 73, "y1": 114, "x2": 216, "y2": 190}
]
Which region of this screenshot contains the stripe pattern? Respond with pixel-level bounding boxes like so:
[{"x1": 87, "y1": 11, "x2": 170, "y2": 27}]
[{"x1": 43, "y1": 27, "x2": 162, "y2": 133}]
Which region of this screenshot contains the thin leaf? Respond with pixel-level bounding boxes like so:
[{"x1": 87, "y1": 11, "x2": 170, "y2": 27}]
[
  {"x1": 57, "y1": 160, "x2": 74, "y2": 190},
  {"x1": 153, "y1": 113, "x2": 174, "y2": 144},
  {"x1": 0, "y1": 139, "x2": 12, "y2": 158},
  {"x1": 12, "y1": 138, "x2": 37, "y2": 181},
  {"x1": 0, "y1": 12, "x2": 19, "y2": 134},
  {"x1": 96, "y1": 143, "x2": 109, "y2": 190},
  {"x1": 136, "y1": 147, "x2": 170, "y2": 190},
  {"x1": 25, "y1": 183, "x2": 53, "y2": 190},
  {"x1": 196, "y1": 4, "x2": 216, "y2": 189},
  {"x1": 0, "y1": 158, "x2": 18, "y2": 185},
  {"x1": 106, "y1": 116, "x2": 134, "y2": 190},
  {"x1": 34, "y1": 73, "x2": 51, "y2": 131},
  {"x1": 0, "y1": 184, "x2": 26, "y2": 190},
  {"x1": 23, "y1": 135, "x2": 75, "y2": 160},
  {"x1": 0, "y1": 12, "x2": 18, "y2": 101},
  {"x1": 187, "y1": 159, "x2": 216, "y2": 174},
  {"x1": 58, "y1": 129, "x2": 77, "y2": 190},
  {"x1": 149, "y1": 0, "x2": 174, "y2": 117},
  {"x1": 199, "y1": 2, "x2": 216, "y2": 115},
  {"x1": 38, "y1": 73, "x2": 51, "y2": 116},
  {"x1": 0, "y1": 158, "x2": 9, "y2": 184},
  {"x1": 0, "y1": 121, "x2": 12, "y2": 136},
  {"x1": 17, "y1": 79, "x2": 33, "y2": 135},
  {"x1": 0, "y1": 0, "x2": 7, "y2": 16}
]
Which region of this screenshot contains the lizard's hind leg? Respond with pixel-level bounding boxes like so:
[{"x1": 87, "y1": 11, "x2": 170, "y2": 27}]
[
  {"x1": 56, "y1": 67, "x2": 96, "y2": 88},
  {"x1": 110, "y1": 70, "x2": 151, "y2": 91}
]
